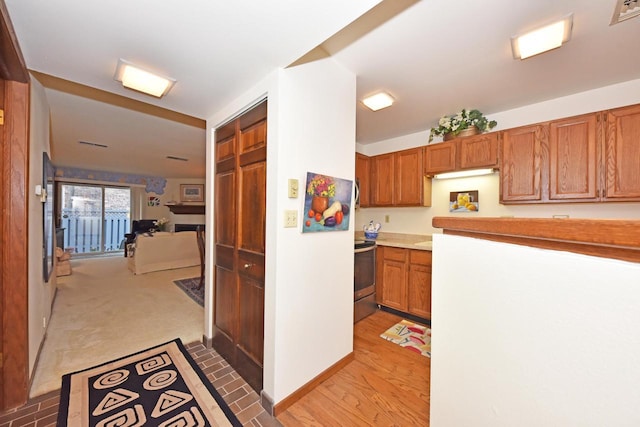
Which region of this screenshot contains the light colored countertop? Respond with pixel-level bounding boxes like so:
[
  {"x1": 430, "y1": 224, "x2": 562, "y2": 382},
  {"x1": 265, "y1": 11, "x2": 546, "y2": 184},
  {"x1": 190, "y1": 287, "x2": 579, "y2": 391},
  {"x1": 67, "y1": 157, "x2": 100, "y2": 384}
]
[{"x1": 355, "y1": 231, "x2": 432, "y2": 251}]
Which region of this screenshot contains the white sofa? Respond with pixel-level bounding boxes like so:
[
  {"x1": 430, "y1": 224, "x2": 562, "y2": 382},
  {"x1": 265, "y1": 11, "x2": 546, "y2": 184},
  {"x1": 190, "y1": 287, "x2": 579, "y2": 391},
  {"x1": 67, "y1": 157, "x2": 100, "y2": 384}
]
[{"x1": 127, "y1": 231, "x2": 200, "y2": 274}]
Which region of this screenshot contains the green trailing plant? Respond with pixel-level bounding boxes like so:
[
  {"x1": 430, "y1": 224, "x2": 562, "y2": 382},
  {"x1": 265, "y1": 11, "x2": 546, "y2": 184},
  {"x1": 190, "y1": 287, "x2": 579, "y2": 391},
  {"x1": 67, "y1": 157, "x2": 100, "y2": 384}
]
[{"x1": 429, "y1": 109, "x2": 497, "y2": 142}]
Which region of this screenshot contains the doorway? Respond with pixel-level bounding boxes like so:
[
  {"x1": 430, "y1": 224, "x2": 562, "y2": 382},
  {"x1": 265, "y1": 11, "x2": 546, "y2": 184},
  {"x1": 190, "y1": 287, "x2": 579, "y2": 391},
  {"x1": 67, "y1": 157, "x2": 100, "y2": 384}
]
[{"x1": 58, "y1": 183, "x2": 131, "y2": 255}]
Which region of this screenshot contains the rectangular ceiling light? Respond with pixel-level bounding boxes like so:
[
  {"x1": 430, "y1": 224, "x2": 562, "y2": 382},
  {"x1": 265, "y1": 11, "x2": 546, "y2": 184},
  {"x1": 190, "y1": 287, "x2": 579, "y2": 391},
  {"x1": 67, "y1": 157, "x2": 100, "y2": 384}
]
[
  {"x1": 114, "y1": 59, "x2": 176, "y2": 97},
  {"x1": 511, "y1": 14, "x2": 573, "y2": 60},
  {"x1": 362, "y1": 92, "x2": 394, "y2": 111}
]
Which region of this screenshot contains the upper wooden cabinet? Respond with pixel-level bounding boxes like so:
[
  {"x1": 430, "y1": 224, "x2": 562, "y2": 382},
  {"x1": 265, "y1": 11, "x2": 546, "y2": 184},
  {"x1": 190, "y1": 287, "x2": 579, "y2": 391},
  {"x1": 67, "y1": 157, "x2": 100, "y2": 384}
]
[
  {"x1": 501, "y1": 106, "x2": 640, "y2": 204},
  {"x1": 604, "y1": 104, "x2": 640, "y2": 200},
  {"x1": 371, "y1": 152, "x2": 395, "y2": 206},
  {"x1": 424, "y1": 141, "x2": 456, "y2": 175},
  {"x1": 370, "y1": 147, "x2": 430, "y2": 207},
  {"x1": 395, "y1": 147, "x2": 424, "y2": 205},
  {"x1": 355, "y1": 153, "x2": 371, "y2": 208},
  {"x1": 425, "y1": 132, "x2": 498, "y2": 176},
  {"x1": 500, "y1": 124, "x2": 546, "y2": 203},
  {"x1": 549, "y1": 113, "x2": 599, "y2": 201}
]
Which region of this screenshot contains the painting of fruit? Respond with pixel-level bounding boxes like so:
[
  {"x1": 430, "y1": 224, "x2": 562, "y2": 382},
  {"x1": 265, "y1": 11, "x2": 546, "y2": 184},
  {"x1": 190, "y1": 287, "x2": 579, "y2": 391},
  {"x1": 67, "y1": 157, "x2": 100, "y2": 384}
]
[
  {"x1": 302, "y1": 172, "x2": 354, "y2": 233},
  {"x1": 449, "y1": 190, "x2": 479, "y2": 213}
]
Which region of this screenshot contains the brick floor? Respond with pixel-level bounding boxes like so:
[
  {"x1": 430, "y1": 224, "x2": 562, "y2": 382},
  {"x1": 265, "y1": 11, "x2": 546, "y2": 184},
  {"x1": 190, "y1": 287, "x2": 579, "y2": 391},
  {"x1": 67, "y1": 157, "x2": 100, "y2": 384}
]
[{"x1": 0, "y1": 342, "x2": 282, "y2": 427}]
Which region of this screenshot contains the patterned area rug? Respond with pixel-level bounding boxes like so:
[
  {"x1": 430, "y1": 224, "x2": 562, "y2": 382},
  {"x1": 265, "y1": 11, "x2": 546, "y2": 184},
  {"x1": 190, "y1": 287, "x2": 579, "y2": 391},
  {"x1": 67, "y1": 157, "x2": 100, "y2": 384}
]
[
  {"x1": 57, "y1": 338, "x2": 241, "y2": 426},
  {"x1": 380, "y1": 319, "x2": 431, "y2": 358},
  {"x1": 173, "y1": 277, "x2": 203, "y2": 307}
]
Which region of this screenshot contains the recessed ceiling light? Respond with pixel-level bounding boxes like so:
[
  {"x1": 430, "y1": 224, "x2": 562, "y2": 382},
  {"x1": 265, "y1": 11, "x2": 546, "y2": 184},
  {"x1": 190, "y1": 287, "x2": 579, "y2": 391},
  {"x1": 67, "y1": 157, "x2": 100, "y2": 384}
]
[
  {"x1": 511, "y1": 14, "x2": 573, "y2": 60},
  {"x1": 114, "y1": 59, "x2": 176, "y2": 98},
  {"x1": 362, "y1": 92, "x2": 394, "y2": 111}
]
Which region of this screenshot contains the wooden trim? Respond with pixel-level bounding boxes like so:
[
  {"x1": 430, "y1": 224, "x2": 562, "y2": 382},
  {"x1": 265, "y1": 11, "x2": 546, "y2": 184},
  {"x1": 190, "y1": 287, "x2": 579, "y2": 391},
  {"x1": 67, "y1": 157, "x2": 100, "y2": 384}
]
[
  {"x1": 432, "y1": 217, "x2": 640, "y2": 264},
  {"x1": 272, "y1": 351, "x2": 355, "y2": 416},
  {"x1": 0, "y1": 1, "x2": 28, "y2": 82},
  {"x1": 1, "y1": 80, "x2": 29, "y2": 410},
  {"x1": 29, "y1": 71, "x2": 205, "y2": 129}
]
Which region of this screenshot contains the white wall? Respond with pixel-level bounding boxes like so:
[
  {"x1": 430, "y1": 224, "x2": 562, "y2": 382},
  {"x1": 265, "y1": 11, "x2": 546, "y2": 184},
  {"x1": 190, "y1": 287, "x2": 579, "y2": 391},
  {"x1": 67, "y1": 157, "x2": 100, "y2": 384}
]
[
  {"x1": 431, "y1": 234, "x2": 640, "y2": 426},
  {"x1": 28, "y1": 76, "x2": 56, "y2": 375},
  {"x1": 206, "y1": 58, "x2": 357, "y2": 404},
  {"x1": 355, "y1": 79, "x2": 640, "y2": 235}
]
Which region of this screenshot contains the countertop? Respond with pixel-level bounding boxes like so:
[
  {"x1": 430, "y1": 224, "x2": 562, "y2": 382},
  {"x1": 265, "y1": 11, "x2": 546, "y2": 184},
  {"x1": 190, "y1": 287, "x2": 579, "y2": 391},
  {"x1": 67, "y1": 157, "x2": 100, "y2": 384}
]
[{"x1": 355, "y1": 231, "x2": 432, "y2": 251}]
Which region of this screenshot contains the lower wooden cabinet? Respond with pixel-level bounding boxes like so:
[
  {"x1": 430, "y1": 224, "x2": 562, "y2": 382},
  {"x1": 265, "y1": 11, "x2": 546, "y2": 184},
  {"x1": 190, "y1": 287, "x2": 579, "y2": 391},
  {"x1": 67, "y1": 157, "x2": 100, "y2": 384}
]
[{"x1": 377, "y1": 246, "x2": 432, "y2": 320}]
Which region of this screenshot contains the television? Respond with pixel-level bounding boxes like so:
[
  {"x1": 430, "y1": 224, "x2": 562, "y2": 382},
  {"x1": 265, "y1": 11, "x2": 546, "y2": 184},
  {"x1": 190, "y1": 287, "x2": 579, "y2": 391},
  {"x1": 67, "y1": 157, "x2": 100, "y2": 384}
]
[{"x1": 43, "y1": 152, "x2": 55, "y2": 282}]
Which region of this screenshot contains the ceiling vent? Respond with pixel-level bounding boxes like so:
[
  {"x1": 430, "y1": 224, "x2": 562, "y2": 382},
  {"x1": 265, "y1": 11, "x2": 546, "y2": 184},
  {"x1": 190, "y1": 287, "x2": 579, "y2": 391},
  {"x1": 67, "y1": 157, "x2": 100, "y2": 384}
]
[
  {"x1": 78, "y1": 140, "x2": 108, "y2": 148},
  {"x1": 611, "y1": 0, "x2": 640, "y2": 24},
  {"x1": 166, "y1": 155, "x2": 188, "y2": 161}
]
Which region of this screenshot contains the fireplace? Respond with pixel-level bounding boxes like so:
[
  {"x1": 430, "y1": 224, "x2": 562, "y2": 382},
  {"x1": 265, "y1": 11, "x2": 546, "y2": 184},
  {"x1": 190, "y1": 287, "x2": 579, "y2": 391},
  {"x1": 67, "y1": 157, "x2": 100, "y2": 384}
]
[{"x1": 174, "y1": 224, "x2": 205, "y2": 232}]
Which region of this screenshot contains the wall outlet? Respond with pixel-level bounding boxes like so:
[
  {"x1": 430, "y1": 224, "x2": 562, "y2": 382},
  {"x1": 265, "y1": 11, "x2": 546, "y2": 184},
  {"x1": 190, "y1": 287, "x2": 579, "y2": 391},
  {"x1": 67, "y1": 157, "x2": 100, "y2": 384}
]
[
  {"x1": 284, "y1": 210, "x2": 298, "y2": 228},
  {"x1": 385, "y1": 215, "x2": 390, "y2": 223},
  {"x1": 42, "y1": 317, "x2": 47, "y2": 329}
]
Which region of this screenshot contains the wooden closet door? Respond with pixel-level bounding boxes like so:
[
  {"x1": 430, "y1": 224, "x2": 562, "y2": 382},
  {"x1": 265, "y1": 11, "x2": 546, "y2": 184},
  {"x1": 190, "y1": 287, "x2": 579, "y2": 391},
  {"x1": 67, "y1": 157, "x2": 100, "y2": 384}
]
[
  {"x1": 236, "y1": 115, "x2": 266, "y2": 392},
  {"x1": 213, "y1": 100, "x2": 266, "y2": 393}
]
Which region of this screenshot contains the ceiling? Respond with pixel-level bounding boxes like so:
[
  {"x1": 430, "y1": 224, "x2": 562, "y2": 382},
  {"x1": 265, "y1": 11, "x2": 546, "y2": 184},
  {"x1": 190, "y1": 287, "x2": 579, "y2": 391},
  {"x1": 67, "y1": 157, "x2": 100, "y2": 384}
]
[{"x1": 5, "y1": 0, "x2": 640, "y2": 178}]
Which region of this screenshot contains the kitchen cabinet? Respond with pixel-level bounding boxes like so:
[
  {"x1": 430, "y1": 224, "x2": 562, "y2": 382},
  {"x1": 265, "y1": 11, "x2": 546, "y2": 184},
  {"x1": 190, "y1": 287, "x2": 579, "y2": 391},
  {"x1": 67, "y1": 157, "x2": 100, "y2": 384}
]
[
  {"x1": 501, "y1": 106, "x2": 640, "y2": 204},
  {"x1": 355, "y1": 153, "x2": 371, "y2": 207},
  {"x1": 549, "y1": 113, "x2": 599, "y2": 201},
  {"x1": 370, "y1": 147, "x2": 430, "y2": 207},
  {"x1": 371, "y1": 153, "x2": 395, "y2": 206},
  {"x1": 425, "y1": 132, "x2": 498, "y2": 176},
  {"x1": 377, "y1": 246, "x2": 431, "y2": 320},
  {"x1": 604, "y1": 104, "x2": 640, "y2": 200},
  {"x1": 500, "y1": 123, "x2": 546, "y2": 203}
]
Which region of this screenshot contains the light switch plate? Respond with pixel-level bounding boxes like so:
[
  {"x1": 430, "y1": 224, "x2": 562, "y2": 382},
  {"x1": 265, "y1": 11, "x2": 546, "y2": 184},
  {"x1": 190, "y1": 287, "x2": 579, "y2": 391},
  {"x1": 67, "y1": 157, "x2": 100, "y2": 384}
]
[{"x1": 288, "y1": 179, "x2": 299, "y2": 198}]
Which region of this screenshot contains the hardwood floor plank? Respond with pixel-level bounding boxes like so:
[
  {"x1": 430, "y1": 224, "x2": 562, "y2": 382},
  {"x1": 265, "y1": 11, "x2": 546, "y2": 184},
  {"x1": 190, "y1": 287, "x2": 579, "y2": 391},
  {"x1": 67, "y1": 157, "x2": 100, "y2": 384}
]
[{"x1": 277, "y1": 310, "x2": 430, "y2": 426}]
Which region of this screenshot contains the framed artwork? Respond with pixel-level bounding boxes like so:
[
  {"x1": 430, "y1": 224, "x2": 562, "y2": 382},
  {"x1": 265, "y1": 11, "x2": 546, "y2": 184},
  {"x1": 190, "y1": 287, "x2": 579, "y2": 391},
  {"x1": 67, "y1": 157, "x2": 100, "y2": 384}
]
[
  {"x1": 147, "y1": 196, "x2": 160, "y2": 207},
  {"x1": 449, "y1": 190, "x2": 479, "y2": 212},
  {"x1": 180, "y1": 184, "x2": 204, "y2": 202},
  {"x1": 302, "y1": 172, "x2": 353, "y2": 233}
]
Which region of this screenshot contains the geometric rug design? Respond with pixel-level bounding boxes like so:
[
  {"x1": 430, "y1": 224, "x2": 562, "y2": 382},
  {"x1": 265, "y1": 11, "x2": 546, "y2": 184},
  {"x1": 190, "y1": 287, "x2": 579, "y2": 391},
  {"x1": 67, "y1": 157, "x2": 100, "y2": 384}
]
[
  {"x1": 57, "y1": 338, "x2": 241, "y2": 426},
  {"x1": 173, "y1": 277, "x2": 204, "y2": 307},
  {"x1": 380, "y1": 319, "x2": 431, "y2": 358}
]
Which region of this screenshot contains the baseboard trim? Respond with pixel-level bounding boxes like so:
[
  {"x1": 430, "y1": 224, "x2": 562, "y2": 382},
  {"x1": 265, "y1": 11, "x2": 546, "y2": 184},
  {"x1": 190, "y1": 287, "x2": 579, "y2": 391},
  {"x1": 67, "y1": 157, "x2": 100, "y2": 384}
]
[
  {"x1": 272, "y1": 351, "x2": 354, "y2": 416},
  {"x1": 202, "y1": 334, "x2": 213, "y2": 348}
]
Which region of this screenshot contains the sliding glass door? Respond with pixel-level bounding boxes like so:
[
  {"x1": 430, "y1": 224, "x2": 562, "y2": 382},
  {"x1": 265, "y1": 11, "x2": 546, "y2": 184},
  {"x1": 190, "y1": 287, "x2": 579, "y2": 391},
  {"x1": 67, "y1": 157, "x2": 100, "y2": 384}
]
[{"x1": 59, "y1": 184, "x2": 131, "y2": 255}]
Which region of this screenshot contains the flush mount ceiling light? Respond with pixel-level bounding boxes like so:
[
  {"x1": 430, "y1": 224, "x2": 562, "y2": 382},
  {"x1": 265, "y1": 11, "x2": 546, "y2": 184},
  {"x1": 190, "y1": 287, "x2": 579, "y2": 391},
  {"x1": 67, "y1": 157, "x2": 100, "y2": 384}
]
[
  {"x1": 362, "y1": 92, "x2": 394, "y2": 111},
  {"x1": 114, "y1": 59, "x2": 176, "y2": 98},
  {"x1": 511, "y1": 14, "x2": 573, "y2": 60},
  {"x1": 432, "y1": 168, "x2": 496, "y2": 180}
]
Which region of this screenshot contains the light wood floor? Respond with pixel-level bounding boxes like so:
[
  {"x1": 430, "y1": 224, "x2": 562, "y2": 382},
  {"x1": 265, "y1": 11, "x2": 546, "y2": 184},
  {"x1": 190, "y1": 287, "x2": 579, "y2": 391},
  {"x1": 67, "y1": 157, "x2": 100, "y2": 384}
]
[{"x1": 277, "y1": 310, "x2": 430, "y2": 426}]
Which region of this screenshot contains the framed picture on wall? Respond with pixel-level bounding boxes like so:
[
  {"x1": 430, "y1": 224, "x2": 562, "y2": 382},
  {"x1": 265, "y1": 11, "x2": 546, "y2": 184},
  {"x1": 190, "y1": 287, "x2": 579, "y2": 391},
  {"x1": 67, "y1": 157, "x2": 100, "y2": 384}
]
[{"x1": 180, "y1": 184, "x2": 204, "y2": 202}]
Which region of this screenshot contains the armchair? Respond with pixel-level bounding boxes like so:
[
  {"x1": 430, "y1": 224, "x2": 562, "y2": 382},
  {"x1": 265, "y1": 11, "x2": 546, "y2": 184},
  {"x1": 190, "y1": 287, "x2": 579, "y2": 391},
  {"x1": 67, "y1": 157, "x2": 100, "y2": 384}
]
[{"x1": 123, "y1": 219, "x2": 157, "y2": 257}]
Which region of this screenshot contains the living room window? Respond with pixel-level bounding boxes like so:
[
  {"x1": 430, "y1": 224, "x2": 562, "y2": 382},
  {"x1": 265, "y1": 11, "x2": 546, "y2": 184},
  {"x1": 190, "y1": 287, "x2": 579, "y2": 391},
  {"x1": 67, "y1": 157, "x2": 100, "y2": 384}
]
[{"x1": 58, "y1": 183, "x2": 131, "y2": 255}]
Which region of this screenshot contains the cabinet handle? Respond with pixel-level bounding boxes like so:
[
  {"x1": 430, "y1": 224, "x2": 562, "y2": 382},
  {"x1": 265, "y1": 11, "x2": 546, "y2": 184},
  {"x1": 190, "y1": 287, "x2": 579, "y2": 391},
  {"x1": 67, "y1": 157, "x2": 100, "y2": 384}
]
[{"x1": 244, "y1": 263, "x2": 252, "y2": 269}]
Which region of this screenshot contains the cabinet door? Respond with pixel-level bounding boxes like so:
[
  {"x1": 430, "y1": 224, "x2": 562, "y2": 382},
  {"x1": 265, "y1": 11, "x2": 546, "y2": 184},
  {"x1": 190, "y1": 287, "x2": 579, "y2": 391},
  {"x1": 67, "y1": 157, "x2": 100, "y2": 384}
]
[
  {"x1": 425, "y1": 141, "x2": 456, "y2": 175},
  {"x1": 371, "y1": 153, "x2": 395, "y2": 206},
  {"x1": 549, "y1": 113, "x2": 598, "y2": 201},
  {"x1": 408, "y1": 250, "x2": 431, "y2": 319},
  {"x1": 379, "y1": 259, "x2": 407, "y2": 311},
  {"x1": 355, "y1": 153, "x2": 370, "y2": 207},
  {"x1": 604, "y1": 105, "x2": 640, "y2": 200},
  {"x1": 500, "y1": 124, "x2": 547, "y2": 203},
  {"x1": 408, "y1": 264, "x2": 431, "y2": 319},
  {"x1": 394, "y1": 147, "x2": 423, "y2": 206},
  {"x1": 459, "y1": 133, "x2": 498, "y2": 170}
]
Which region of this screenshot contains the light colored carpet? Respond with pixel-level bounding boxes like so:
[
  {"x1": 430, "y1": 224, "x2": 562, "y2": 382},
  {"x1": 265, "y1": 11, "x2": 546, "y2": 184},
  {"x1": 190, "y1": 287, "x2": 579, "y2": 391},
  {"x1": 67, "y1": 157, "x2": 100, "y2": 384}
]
[{"x1": 29, "y1": 255, "x2": 204, "y2": 398}]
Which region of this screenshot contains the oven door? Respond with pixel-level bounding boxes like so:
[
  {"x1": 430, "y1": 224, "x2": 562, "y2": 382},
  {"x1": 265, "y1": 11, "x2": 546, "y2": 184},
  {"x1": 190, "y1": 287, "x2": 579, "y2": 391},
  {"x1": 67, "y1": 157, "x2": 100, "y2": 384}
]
[{"x1": 354, "y1": 243, "x2": 375, "y2": 299}]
